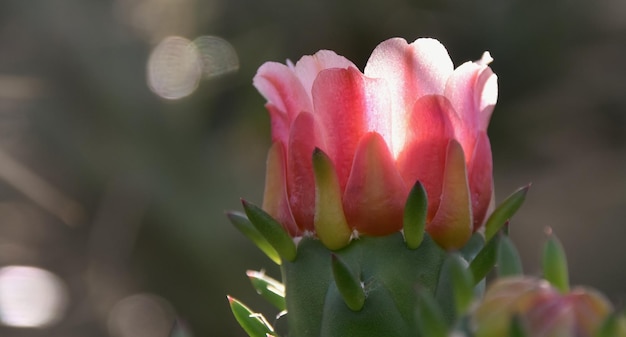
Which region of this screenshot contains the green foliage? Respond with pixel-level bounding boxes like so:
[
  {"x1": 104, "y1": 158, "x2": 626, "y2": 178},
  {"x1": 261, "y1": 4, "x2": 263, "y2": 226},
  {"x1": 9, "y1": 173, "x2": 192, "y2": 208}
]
[
  {"x1": 484, "y1": 185, "x2": 529, "y2": 241},
  {"x1": 242, "y1": 200, "x2": 297, "y2": 262},
  {"x1": 228, "y1": 296, "x2": 275, "y2": 337},
  {"x1": 331, "y1": 253, "x2": 365, "y2": 311},
  {"x1": 227, "y1": 211, "x2": 281, "y2": 264},
  {"x1": 497, "y1": 235, "x2": 523, "y2": 277},
  {"x1": 247, "y1": 270, "x2": 286, "y2": 311}
]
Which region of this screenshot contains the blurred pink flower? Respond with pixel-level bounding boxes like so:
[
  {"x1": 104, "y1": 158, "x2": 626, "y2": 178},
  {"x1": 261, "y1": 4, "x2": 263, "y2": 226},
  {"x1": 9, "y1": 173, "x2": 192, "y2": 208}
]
[
  {"x1": 254, "y1": 37, "x2": 497, "y2": 249},
  {"x1": 473, "y1": 277, "x2": 614, "y2": 337}
]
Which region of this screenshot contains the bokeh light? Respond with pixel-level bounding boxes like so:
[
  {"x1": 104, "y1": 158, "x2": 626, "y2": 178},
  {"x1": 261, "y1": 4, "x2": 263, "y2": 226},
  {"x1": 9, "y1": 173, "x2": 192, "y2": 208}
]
[
  {"x1": 0, "y1": 266, "x2": 69, "y2": 328},
  {"x1": 192, "y1": 36, "x2": 239, "y2": 79},
  {"x1": 147, "y1": 36, "x2": 203, "y2": 100},
  {"x1": 108, "y1": 293, "x2": 176, "y2": 337}
]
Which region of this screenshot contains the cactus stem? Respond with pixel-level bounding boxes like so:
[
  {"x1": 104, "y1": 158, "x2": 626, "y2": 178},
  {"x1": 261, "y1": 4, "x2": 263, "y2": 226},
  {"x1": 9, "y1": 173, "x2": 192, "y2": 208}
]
[{"x1": 331, "y1": 253, "x2": 365, "y2": 311}]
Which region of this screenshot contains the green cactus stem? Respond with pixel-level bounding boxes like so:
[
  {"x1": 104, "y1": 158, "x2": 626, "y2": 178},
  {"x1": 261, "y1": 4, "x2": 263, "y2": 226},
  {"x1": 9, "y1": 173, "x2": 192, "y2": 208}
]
[{"x1": 282, "y1": 233, "x2": 447, "y2": 337}]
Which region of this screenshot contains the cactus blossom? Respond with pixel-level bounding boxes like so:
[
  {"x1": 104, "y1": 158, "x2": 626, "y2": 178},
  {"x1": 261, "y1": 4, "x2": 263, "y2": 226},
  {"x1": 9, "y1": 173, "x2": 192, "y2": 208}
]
[
  {"x1": 473, "y1": 276, "x2": 615, "y2": 337},
  {"x1": 254, "y1": 37, "x2": 497, "y2": 250}
]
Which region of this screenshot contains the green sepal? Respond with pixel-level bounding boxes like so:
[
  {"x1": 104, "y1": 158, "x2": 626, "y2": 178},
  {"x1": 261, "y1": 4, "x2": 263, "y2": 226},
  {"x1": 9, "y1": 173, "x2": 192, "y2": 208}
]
[
  {"x1": 403, "y1": 181, "x2": 427, "y2": 249},
  {"x1": 247, "y1": 270, "x2": 286, "y2": 311},
  {"x1": 460, "y1": 232, "x2": 485, "y2": 263},
  {"x1": 416, "y1": 288, "x2": 448, "y2": 337},
  {"x1": 227, "y1": 211, "x2": 281, "y2": 264},
  {"x1": 449, "y1": 254, "x2": 474, "y2": 316},
  {"x1": 435, "y1": 254, "x2": 473, "y2": 324},
  {"x1": 485, "y1": 185, "x2": 530, "y2": 241},
  {"x1": 497, "y1": 235, "x2": 523, "y2": 277},
  {"x1": 312, "y1": 148, "x2": 352, "y2": 250},
  {"x1": 469, "y1": 234, "x2": 500, "y2": 285},
  {"x1": 542, "y1": 230, "x2": 569, "y2": 293},
  {"x1": 241, "y1": 199, "x2": 297, "y2": 262},
  {"x1": 595, "y1": 313, "x2": 626, "y2": 337},
  {"x1": 228, "y1": 296, "x2": 275, "y2": 337},
  {"x1": 331, "y1": 253, "x2": 365, "y2": 311},
  {"x1": 508, "y1": 315, "x2": 528, "y2": 337},
  {"x1": 169, "y1": 320, "x2": 193, "y2": 337}
]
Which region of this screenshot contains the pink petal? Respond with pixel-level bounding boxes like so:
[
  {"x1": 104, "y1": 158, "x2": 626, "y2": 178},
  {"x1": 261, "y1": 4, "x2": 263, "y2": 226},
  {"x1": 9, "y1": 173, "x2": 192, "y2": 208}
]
[
  {"x1": 468, "y1": 132, "x2": 493, "y2": 231},
  {"x1": 262, "y1": 141, "x2": 299, "y2": 236},
  {"x1": 287, "y1": 111, "x2": 324, "y2": 232},
  {"x1": 266, "y1": 103, "x2": 290, "y2": 145},
  {"x1": 311, "y1": 67, "x2": 390, "y2": 191},
  {"x1": 444, "y1": 59, "x2": 498, "y2": 150},
  {"x1": 342, "y1": 132, "x2": 408, "y2": 235},
  {"x1": 253, "y1": 62, "x2": 313, "y2": 121},
  {"x1": 293, "y1": 50, "x2": 356, "y2": 101},
  {"x1": 396, "y1": 95, "x2": 454, "y2": 221},
  {"x1": 364, "y1": 38, "x2": 454, "y2": 155},
  {"x1": 427, "y1": 139, "x2": 472, "y2": 250}
]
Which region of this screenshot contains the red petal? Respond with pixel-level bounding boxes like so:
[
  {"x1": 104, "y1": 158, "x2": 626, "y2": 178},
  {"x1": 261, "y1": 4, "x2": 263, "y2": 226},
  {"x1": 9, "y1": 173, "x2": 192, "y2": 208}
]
[
  {"x1": 427, "y1": 139, "x2": 472, "y2": 250},
  {"x1": 253, "y1": 62, "x2": 313, "y2": 122},
  {"x1": 396, "y1": 95, "x2": 454, "y2": 221},
  {"x1": 342, "y1": 132, "x2": 408, "y2": 235},
  {"x1": 287, "y1": 111, "x2": 324, "y2": 232},
  {"x1": 312, "y1": 67, "x2": 390, "y2": 191},
  {"x1": 468, "y1": 132, "x2": 494, "y2": 231},
  {"x1": 293, "y1": 50, "x2": 356, "y2": 101},
  {"x1": 364, "y1": 38, "x2": 454, "y2": 155},
  {"x1": 262, "y1": 141, "x2": 299, "y2": 236}
]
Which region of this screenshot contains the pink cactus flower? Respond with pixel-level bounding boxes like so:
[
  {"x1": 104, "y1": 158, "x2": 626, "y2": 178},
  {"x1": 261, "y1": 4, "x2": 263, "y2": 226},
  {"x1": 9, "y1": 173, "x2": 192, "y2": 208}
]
[
  {"x1": 254, "y1": 37, "x2": 497, "y2": 250},
  {"x1": 473, "y1": 276, "x2": 614, "y2": 337}
]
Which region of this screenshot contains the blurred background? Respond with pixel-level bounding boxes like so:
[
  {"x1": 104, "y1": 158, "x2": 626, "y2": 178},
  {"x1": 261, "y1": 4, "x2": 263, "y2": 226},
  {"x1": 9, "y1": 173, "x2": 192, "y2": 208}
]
[{"x1": 0, "y1": 0, "x2": 625, "y2": 336}]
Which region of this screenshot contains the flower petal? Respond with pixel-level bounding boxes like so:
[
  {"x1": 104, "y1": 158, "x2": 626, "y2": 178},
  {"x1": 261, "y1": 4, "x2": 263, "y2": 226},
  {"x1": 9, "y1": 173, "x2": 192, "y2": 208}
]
[
  {"x1": 253, "y1": 62, "x2": 313, "y2": 121},
  {"x1": 396, "y1": 95, "x2": 454, "y2": 221},
  {"x1": 342, "y1": 132, "x2": 408, "y2": 235},
  {"x1": 444, "y1": 58, "x2": 498, "y2": 157},
  {"x1": 427, "y1": 139, "x2": 472, "y2": 250},
  {"x1": 312, "y1": 67, "x2": 391, "y2": 190},
  {"x1": 287, "y1": 111, "x2": 324, "y2": 232},
  {"x1": 468, "y1": 132, "x2": 493, "y2": 230},
  {"x1": 293, "y1": 50, "x2": 356, "y2": 101},
  {"x1": 364, "y1": 37, "x2": 454, "y2": 156},
  {"x1": 262, "y1": 141, "x2": 299, "y2": 236},
  {"x1": 265, "y1": 103, "x2": 290, "y2": 145}
]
